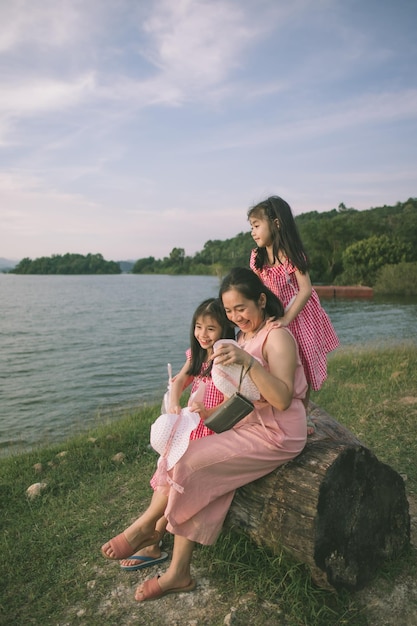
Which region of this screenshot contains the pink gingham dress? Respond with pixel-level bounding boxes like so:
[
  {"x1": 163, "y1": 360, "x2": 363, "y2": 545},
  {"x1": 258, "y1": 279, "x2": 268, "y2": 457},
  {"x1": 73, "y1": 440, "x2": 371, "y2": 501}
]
[{"x1": 250, "y1": 250, "x2": 339, "y2": 390}]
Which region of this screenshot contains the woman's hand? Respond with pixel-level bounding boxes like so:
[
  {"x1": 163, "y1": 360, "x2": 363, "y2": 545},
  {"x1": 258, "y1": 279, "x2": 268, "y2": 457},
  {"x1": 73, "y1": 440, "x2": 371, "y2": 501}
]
[{"x1": 212, "y1": 342, "x2": 252, "y2": 369}]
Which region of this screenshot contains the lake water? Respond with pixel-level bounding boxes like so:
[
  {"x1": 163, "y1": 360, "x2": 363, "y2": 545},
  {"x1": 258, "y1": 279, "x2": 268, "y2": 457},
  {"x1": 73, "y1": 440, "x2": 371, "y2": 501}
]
[{"x1": 1, "y1": 274, "x2": 416, "y2": 455}]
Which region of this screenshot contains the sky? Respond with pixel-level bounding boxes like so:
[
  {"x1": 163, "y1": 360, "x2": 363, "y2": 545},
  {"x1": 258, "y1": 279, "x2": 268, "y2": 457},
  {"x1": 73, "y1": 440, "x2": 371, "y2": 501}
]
[{"x1": 1, "y1": 0, "x2": 416, "y2": 262}]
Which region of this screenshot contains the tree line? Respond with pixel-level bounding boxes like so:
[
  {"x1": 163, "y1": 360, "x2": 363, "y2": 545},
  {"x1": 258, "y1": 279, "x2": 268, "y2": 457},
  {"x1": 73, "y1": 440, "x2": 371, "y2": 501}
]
[
  {"x1": 8, "y1": 199, "x2": 417, "y2": 287},
  {"x1": 11, "y1": 253, "x2": 121, "y2": 275},
  {"x1": 132, "y1": 198, "x2": 417, "y2": 287}
]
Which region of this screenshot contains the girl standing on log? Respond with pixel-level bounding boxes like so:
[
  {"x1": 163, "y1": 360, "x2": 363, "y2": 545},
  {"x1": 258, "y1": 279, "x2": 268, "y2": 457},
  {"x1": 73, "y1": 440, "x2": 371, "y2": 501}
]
[
  {"x1": 101, "y1": 267, "x2": 307, "y2": 602},
  {"x1": 248, "y1": 196, "x2": 340, "y2": 434},
  {"x1": 119, "y1": 297, "x2": 234, "y2": 571}
]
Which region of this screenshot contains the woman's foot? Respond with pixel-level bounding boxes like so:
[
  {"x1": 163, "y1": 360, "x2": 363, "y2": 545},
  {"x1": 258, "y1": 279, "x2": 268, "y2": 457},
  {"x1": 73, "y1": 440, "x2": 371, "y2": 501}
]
[
  {"x1": 135, "y1": 573, "x2": 196, "y2": 602},
  {"x1": 101, "y1": 528, "x2": 161, "y2": 560}
]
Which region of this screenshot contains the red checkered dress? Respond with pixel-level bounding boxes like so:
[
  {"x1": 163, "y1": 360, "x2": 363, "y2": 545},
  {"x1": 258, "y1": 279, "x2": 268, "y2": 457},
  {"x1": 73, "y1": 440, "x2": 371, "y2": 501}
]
[
  {"x1": 185, "y1": 349, "x2": 224, "y2": 439},
  {"x1": 150, "y1": 349, "x2": 224, "y2": 489},
  {"x1": 250, "y1": 250, "x2": 339, "y2": 390}
]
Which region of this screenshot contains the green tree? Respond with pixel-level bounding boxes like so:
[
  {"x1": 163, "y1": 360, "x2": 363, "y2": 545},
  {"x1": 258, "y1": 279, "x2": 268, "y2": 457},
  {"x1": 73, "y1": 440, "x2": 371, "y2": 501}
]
[
  {"x1": 168, "y1": 248, "x2": 185, "y2": 264},
  {"x1": 132, "y1": 257, "x2": 156, "y2": 273},
  {"x1": 11, "y1": 253, "x2": 121, "y2": 275},
  {"x1": 340, "y1": 235, "x2": 412, "y2": 286}
]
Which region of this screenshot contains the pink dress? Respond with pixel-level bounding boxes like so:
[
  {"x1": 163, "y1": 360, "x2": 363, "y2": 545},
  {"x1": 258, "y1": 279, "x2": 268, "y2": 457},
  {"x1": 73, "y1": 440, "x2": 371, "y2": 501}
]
[
  {"x1": 185, "y1": 349, "x2": 224, "y2": 441},
  {"x1": 150, "y1": 349, "x2": 224, "y2": 489},
  {"x1": 250, "y1": 250, "x2": 339, "y2": 390},
  {"x1": 162, "y1": 322, "x2": 307, "y2": 545}
]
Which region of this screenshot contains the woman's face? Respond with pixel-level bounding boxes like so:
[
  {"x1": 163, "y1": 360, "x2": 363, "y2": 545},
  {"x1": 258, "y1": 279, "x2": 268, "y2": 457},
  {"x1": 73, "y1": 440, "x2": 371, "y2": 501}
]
[{"x1": 221, "y1": 288, "x2": 265, "y2": 335}]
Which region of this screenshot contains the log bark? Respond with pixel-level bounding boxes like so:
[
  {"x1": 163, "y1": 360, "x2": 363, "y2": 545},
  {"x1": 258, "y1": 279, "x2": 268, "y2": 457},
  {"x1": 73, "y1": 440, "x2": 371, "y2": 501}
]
[{"x1": 224, "y1": 403, "x2": 410, "y2": 591}]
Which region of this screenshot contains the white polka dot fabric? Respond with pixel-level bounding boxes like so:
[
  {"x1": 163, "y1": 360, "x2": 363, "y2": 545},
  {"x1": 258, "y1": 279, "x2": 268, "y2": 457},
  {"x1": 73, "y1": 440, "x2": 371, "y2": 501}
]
[
  {"x1": 150, "y1": 408, "x2": 200, "y2": 470},
  {"x1": 212, "y1": 340, "x2": 260, "y2": 402}
]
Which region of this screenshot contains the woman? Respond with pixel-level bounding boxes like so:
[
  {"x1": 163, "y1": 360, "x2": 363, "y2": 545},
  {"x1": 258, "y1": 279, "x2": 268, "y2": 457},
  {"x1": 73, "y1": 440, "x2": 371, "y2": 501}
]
[{"x1": 101, "y1": 267, "x2": 308, "y2": 602}]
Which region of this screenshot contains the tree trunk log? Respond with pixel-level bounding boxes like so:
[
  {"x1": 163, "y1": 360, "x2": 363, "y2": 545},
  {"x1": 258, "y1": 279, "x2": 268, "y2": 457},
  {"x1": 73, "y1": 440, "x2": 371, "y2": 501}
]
[{"x1": 224, "y1": 403, "x2": 410, "y2": 591}]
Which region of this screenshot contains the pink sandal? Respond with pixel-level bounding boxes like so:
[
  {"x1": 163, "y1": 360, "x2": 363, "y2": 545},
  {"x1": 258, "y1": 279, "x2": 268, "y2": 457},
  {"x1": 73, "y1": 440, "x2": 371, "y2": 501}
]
[
  {"x1": 135, "y1": 575, "x2": 196, "y2": 602},
  {"x1": 101, "y1": 530, "x2": 161, "y2": 560}
]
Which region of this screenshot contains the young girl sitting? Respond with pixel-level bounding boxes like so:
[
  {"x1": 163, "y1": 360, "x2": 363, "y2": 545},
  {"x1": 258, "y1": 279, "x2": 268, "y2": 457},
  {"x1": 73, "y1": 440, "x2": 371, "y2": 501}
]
[
  {"x1": 248, "y1": 196, "x2": 339, "y2": 433},
  {"x1": 119, "y1": 297, "x2": 234, "y2": 570}
]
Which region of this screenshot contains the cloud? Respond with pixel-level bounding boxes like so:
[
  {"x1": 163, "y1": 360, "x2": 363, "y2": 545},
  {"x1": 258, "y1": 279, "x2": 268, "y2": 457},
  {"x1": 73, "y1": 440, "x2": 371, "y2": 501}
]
[
  {"x1": 0, "y1": 0, "x2": 82, "y2": 52},
  {"x1": 142, "y1": 0, "x2": 254, "y2": 83},
  {"x1": 1, "y1": 75, "x2": 95, "y2": 116}
]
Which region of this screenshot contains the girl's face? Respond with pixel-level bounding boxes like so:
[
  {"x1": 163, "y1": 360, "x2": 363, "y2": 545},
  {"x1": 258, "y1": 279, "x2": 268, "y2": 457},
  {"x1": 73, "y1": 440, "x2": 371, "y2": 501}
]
[
  {"x1": 194, "y1": 314, "x2": 223, "y2": 353},
  {"x1": 249, "y1": 213, "x2": 273, "y2": 248},
  {"x1": 221, "y1": 289, "x2": 265, "y2": 335}
]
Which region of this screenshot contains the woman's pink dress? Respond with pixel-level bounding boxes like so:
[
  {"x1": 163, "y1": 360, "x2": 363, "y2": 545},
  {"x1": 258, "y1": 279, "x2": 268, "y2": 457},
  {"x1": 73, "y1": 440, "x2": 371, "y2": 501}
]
[
  {"x1": 250, "y1": 250, "x2": 339, "y2": 390},
  {"x1": 162, "y1": 322, "x2": 307, "y2": 545}
]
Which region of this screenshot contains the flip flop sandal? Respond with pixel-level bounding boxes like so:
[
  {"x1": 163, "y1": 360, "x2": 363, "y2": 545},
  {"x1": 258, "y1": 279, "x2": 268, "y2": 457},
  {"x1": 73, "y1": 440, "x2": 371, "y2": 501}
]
[{"x1": 120, "y1": 552, "x2": 169, "y2": 571}]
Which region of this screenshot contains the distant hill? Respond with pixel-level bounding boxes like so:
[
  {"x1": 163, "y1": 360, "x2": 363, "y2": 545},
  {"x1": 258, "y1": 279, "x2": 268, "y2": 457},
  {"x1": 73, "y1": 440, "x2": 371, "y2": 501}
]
[
  {"x1": 0, "y1": 258, "x2": 19, "y2": 271},
  {"x1": 117, "y1": 260, "x2": 135, "y2": 272}
]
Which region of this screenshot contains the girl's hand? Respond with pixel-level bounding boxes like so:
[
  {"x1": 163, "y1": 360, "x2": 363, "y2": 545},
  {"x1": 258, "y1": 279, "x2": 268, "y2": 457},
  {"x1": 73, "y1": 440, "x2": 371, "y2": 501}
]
[
  {"x1": 167, "y1": 404, "x2": 182, "y2": 415},
  {"x1": 189, "y1": 401, "x2": 207, "y2": 419},
  {"x1": 274, "y1": 317, "x2": 289, "y2": 328}
]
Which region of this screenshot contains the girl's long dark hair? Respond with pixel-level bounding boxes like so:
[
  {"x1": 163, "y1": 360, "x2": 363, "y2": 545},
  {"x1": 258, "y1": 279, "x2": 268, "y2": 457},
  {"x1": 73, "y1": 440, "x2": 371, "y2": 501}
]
[
  {"x1": 188, "y1": 298, "x2": 235, "y2": 377},
  {"x1": 219, "y1": 267, "x2": 284, "y2": 320},
  {"x1": 248, "y1": 196, "x2": 309, "y2": 273}
]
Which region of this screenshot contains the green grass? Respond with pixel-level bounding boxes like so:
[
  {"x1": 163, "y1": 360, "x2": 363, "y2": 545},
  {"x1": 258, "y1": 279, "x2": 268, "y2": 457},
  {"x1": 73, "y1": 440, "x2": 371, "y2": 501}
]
[
  {"x1": 311, "y1": 342, "x2": 417, "y2": 490},
  {"x1": 1, "y1": 345, "x2": 416, "y2": 625}
]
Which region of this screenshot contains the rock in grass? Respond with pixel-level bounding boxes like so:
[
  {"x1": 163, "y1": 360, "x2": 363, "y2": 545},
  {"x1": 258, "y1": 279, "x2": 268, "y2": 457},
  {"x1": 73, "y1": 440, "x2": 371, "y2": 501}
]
[
  {"x1": 26, "y1": 482, "x2": 48, "y2": 499},
  {"x1": 111, "y1": 452, "x2": 125, "y2": 463}
]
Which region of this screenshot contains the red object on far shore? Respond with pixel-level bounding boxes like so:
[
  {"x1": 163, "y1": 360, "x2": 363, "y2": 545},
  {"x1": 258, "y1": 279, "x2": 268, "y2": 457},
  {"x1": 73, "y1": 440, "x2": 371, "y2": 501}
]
[{"x1": 314, "y1": 285, "x2": 373, "y2": 299}]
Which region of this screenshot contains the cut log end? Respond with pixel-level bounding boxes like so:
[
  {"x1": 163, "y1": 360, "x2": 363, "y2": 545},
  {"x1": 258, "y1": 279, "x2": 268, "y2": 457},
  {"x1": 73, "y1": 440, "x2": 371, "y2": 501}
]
[
  {"x1": 315, "y1": 445, "x2": 410, "y2": 590},
  {"x1": 225, "y1": 405, "x2": 410, "y2": 591}
]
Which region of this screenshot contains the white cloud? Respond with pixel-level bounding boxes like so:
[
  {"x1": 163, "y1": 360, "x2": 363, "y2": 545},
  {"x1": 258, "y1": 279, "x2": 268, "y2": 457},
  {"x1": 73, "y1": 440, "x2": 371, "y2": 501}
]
[
  {"x1": 0, "y1": 0, "x2": 86, "y2": 52},
  {"x1": 143, "y1": 0, "x2": 254, "y2": 82},
  {"x1": 0, "y1": 75, "x2": 96, "y2": 116}
]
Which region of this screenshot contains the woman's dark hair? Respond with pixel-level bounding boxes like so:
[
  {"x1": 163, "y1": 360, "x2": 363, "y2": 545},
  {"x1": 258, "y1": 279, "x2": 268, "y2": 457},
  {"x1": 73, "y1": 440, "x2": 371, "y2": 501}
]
[
  {"x1": 219, "y1": 267, "x2": 284, "y2": 320},
  {"x1": 248, "y1": 196, "x2": 309, "y2": 273},
  {"x1": 188, "y1": 298, "x2": 235, "y2": 376}
]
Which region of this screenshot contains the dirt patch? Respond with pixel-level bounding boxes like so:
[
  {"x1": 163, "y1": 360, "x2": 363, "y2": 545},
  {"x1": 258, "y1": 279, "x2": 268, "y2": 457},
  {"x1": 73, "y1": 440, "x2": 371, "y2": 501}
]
[
  {"x1": 398, "y1": 396, "x2": 417, "y2": 406},
  {"x1": 63, "y1": 569, "x2": 282, "y2": 626}
]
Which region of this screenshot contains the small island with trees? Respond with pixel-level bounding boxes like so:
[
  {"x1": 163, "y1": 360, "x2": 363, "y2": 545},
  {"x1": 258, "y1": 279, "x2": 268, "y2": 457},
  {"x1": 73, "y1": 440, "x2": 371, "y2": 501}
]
[{"x1": 10, "y1": 253, "x2": 121, "y2": 275}]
